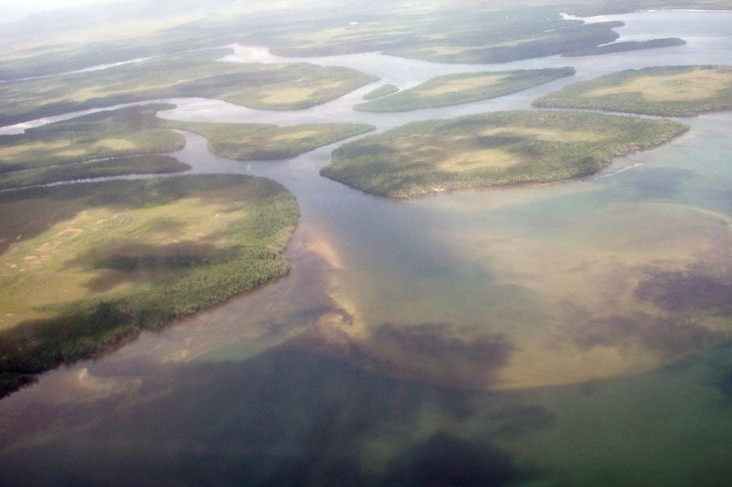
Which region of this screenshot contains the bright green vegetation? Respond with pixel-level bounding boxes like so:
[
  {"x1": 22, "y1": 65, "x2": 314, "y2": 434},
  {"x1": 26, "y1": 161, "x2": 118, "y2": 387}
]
[
  {"x1": 0, "y1": 175, "x2": 299, "y2": 398},
  {"x1": 163, "y1": 120, "x2": 375, "y2": 160},
  {"x1": 362, "y1": 84, "x2": 399, "y2": 101},
  {"x1": 562, "y1": 38, "x2": 686, "y2": 57},
  {"x1": 0, "y1": 155, "x2": 190, "y2": 191},
  {"x1": 534, "y1": 65, "x2": 732, "y2": 116},
  {"x1": 355, "y1": 67, "x2": 575, "y2": 112},
  {"x1": 0, "y1": 49, "x2": 377, "y2": 126},
  {"x1": 322, "y1": 111, "x2": 689, "y2": 198}
]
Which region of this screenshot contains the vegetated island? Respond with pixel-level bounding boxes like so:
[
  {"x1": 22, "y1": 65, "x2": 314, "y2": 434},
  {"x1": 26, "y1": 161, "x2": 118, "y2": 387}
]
[
  {"x1": 321, "y1": 111, "x2": 689, "y2": 198},
  {"x1": 533, "y1": 65, "x2": 732, "y2": 116},
  {"x1": 562, "y1": 38, "x2": 686, "y2": 57},
  {"x1": 0, "y1": 174, "x2": 299, "y2": 398},
  {"x1": 266, "y1": 5, "x2": 625, "y2": 64},
  {"x1": 0, "y1": 48, "x2": 378, "y2": 127},
  {"x1": 0, "y1": 104, "x2": 375, "y2": 190},
  {"x1": 0, "y1": 104, "x2": 188, "y2": 190},
  {"x1": 163, "y1": 120, "x2": 375, "y2": 161},
  {"x1": 354, "y1": 67, "x2": 575, "y2": 112},
  {"x1": 362, "y1": 84, "x2": 399, "y2": 101}
]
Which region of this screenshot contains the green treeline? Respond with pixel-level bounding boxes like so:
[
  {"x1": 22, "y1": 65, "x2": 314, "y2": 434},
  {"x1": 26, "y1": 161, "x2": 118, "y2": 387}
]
[
  {"x1": 321, "y1": 111, "x2": 689, "y2": 198},
  {"x1": 534, "y1": 65, "x2": 732, "y2": 116},
  {"x1": 0, "y1": 49, "x2": 377, "y2": 127},
  {"x1": 362, "y1": 84, "x2": 400, "y2": 101},
  {"x1": 562, "y1": 38, "x2": 686, "y2": 57},
  {"x1": 0, "y1": 104, "x2": 185, "y2": 171},
  {"x1": 354, "y1": 67, "x2": 575, "y2": 112},
  {"x1": 163, "y1": 120, "x2": 375, "y2": 160},
  {"x1": 0, "y1": 175, "x2": 299, "y2": 398},
  {"x1": 0, "y1": 104, "x2": 189, "y2": 190},
  {"x1": 0, "y1": 155, "x2": 190, "y2": 190}
]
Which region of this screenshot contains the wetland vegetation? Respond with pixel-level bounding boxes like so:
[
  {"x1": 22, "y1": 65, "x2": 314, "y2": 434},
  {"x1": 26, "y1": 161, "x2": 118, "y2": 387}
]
[
  {"x1": 0, "y1": 175, "x2": 299, "y2": 398},
  {"x1": 0, "y1": 49, "x2": 377, "y2": 126},
  {"x1": 534, "y1": 65, "x2": 732, "y2": 116},
  {"x1": 0, "y1": 104, "x2": 188, "y2": 190},
  {"x1": 362, "y1": 84, "x2": 399, "y2": 101},
  {"x1": 162, "y1": 120, "x2": 375, "y2": 161},
  {"x1": 0, "y1": 155, "x2": 189, "y2": 190},
  {"x1": 354, "y1": 67, "x2": 575, "y2": 112},
  {"x1": 0, "y1": 104, "x2": 184, "y2": 171},
  {"x1": 561, "y1": 38, "x2": 687, "y2": 57},
  {"x1": 322, "y1": 111, "x2": 689, "y2": 197}
]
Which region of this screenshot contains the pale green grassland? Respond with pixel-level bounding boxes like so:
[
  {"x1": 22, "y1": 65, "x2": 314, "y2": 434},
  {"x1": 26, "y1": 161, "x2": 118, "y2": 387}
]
[
  {"x1": 163, "y1": 120, "x2": 375, "y2": 160},
  {"x1": 354, "y1": 67, "x2": 575, "y2": 112},
  {"x1": 322, "y1": 111, "x2": 689, "y2": 197},
  {"x1": 0, "y1": 175, "x2": 299, "y2": 397},
  {"x1": 0, "y1": 49, "x2": 377, "y2": 126},
  {"x1": 0, "y1": 105, "x2": 188, "y2": 190},
  {"x1": 534, "y1": 66, "x2": 732, "y2": 116},
  {"x1": 0, "y1": 105, "x2": 184, "y2": 171}
]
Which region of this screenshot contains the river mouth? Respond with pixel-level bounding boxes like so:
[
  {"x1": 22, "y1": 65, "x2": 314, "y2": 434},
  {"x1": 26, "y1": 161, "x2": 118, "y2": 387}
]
[{"x1": 2, "y1": 9, "x2": 732, "y2": 486}]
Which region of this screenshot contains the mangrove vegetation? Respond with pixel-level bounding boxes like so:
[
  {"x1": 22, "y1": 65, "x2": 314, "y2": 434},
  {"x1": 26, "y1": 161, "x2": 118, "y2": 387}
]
[
  {"x1": 321, "y1": 110, "x2": 689, "y2": 198},
  {"x1": 354, "y1": 68, "x2": 575, "y2": 112},
  {"x1": 162, "y1": 120, "x2": 375, "y2": 161},
  {"x1": 0, "y1": 175, "x2": 299, "y2": 398},
  {"x1": 534, "y1": 65, "x2": 732, "y2": 116}
]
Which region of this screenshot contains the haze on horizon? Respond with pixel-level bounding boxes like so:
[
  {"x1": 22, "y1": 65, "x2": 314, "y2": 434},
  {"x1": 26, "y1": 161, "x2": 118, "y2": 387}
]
[{"x1": 0, "y1": 0, "x2": 124, "y2": 22}]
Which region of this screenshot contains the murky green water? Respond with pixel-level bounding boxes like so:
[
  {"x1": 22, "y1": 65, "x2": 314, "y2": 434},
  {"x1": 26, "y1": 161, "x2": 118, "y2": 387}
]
[{"x1": 2, "y1": 10, "x2": 732, "y2": 486}]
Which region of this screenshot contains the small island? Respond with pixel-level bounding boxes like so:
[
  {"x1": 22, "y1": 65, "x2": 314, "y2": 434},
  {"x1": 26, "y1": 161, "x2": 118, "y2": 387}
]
[
  {"x1": 321, "y1": 111, "x2": 689, "y2": 198},
  {"x1": 0, "y1": 104, "x2": 189, "y2": 190},
  {"x1": 561, "y1": 38, "x2": 686, "y2": 57},
  {"x1": 362, "y1": 84, "x2": 400, "y2": 101},
  {"x1": 0, "y1": 49, "x2": 377, "y2": 126},
  {"x1": 533, "y1": 65, "x2": 732, "y2": 116},
  {"x1": 163, "y1": 120, "x2": 375, "y2": 160},
  {"x1": 0, "y1": 175, "x2": 299, "y2": 398},
  {"x1": 354, "y1": 67, "x2": 575, "y2": 112}
]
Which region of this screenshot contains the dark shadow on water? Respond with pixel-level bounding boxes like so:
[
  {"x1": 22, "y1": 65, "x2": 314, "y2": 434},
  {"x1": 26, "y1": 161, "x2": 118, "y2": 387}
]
[
  {"x1": 383, "y1": 431, "x2": 538, "y2": 487},
  {"x1": 0, "y1": 340, "x2": 551, "y2": 487}
]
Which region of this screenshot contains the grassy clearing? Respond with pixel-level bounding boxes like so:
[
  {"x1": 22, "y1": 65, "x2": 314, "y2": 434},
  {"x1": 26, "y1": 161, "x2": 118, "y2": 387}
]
[
  {"x1": 534, "y1": 66, "x2": 732, "y2": 116},
  {"x1": 0, "y1": 104, "x2": 184, "y2": 171},
  {"x1": 0, "y1": 49, "x2": 377, "y2": 126},
  {"x1": 355, "y1": 67, "x2": 575, "y2": 112},
  {"x1": 0, "y1": 174, "x2": 299, "y2": 398},
  {"x1": 264, "y1": 6, "x2": 624, "y2": 64},
  {"x1": 321, "y1": 110, "x2": 688, "y2": 198},
  {"x1": 163, "y1": 120, "x2": 375, "y2": 160},
  {"x1": 0, "y1": 104, "x2": 189, "y2": 190}
]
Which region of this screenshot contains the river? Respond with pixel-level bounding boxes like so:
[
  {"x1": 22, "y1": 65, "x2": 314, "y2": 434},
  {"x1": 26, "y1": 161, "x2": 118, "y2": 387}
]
[{"x1": 1, "y1": 10, "x2": 732, "y2": 486}]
